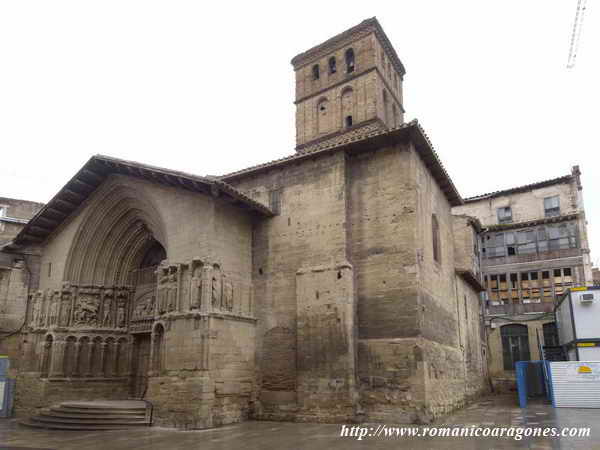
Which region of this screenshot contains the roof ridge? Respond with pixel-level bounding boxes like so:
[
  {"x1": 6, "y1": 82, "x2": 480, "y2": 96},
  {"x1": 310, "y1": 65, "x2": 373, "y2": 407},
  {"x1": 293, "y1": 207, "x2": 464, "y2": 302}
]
[{"x1": 464, "y1": 174, "x2": 573, "y2": 202}]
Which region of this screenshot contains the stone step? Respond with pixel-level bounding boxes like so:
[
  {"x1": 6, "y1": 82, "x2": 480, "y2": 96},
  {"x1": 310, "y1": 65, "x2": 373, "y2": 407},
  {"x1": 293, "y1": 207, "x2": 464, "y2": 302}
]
[
  {"x1": 41, "y1": 410, "x2": 146, "y2": 420},
  {"x1": 51, "y1": 406, "x2": 146, "y2": 415},
  {"x1": 39, "y1": 411, "x2": 147, "y2": 422},
  {"x1": 20, "y1": 419, "x2": 146, "y2": 431},
  {"x1": 22, "y1": 400, "x2": 152, "y2": 431},
  {"x1": 32, "y1": 415, "x2": 148, "y2": 426}
]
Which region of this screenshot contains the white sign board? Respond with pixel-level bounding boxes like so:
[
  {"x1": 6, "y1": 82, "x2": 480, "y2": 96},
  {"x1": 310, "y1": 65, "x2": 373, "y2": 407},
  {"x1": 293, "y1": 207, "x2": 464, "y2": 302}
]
[{"x1": 565, "y1": 362, "x2": 600, "y2": 382}]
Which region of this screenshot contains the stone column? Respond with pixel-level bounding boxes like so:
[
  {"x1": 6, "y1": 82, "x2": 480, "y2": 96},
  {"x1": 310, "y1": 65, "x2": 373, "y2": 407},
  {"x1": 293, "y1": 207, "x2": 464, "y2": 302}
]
[
  {"x1": 85, "y1": 341, "x2": 95, "y2": 377},
  {"x1": 49, "y1": 338, "x2": 66, "y2": 378},
  {"x1": 99, "y1": 342, "x2": 107, "y2": 377},
  {"x1": 111, "y1": 341, "x2": 119, "y2": 377},
  {"x1": 125, "y1": 340, "x2": 134, "y2": 378},
  {"x1": 72, "y1": 342, "x2": 82, "y2": 377}
]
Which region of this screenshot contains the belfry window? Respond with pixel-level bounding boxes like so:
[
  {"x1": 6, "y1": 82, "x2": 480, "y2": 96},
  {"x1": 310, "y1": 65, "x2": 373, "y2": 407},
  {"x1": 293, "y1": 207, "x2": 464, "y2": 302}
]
[
  {"x1": 328, "y1": 56, "x2": 336, "y2": 74},
  {"x1": 345, "y1": 48, "x2": 355, "y2": 73},
  {"x1": 312, "y1": 64, "x2": 320, "y2": 80}
]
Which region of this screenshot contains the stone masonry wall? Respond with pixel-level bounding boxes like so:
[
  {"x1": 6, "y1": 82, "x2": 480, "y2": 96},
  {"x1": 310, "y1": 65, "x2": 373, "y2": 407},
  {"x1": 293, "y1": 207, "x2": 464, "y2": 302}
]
[
  {"x1": 227, "y1": 151, "x2": 350, "y2": 420},
  {"x1": 414, "y1": 143, "x2": 489, "y2": 419}
]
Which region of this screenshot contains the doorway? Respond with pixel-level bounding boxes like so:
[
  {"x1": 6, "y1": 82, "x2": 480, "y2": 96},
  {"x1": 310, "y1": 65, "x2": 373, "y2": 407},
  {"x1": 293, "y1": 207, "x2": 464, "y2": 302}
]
[{"x1": 131, "y1": 333, "x2": 151, "y2": 398}]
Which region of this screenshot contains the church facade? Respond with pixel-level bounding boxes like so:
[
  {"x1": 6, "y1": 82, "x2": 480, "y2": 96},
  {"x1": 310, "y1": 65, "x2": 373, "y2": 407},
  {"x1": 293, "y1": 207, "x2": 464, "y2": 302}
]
[{"x1": 0, "y1": 18, "x2": 489, "y2": 428}]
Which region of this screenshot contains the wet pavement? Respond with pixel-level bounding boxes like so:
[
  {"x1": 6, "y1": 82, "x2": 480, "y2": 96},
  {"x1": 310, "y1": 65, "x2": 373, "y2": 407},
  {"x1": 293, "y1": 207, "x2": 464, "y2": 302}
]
[{"x1": 1, "y1": 395, "x2": 599, "y2": 449}]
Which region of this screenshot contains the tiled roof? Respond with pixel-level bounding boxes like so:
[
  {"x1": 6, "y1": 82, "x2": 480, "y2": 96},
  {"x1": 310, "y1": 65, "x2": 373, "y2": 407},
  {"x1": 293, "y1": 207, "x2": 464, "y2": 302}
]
[
  {"x1": 221, "y1": 119, "x2": 463, "y2": 207},
  {"x1": 3, "y1": 120, "x2": 463, "y2": 249},
  {"x1": 464, "y1": 175, "x2": 573, "y2": 203},
  {"x1": 4, "y1": 155, "x2": 274, "y2": 249}
]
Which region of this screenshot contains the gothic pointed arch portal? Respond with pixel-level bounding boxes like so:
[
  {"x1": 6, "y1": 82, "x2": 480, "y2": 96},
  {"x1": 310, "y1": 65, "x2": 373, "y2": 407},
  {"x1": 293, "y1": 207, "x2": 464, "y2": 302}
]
[{"x1": 64, "y1": 182, "x2": 167, "y2": 286}]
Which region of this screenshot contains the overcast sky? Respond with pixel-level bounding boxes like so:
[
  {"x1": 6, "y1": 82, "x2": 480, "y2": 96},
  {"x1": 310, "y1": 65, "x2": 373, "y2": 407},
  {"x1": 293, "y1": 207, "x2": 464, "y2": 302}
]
[{"x1": 0, "y1": 1, "x2": 598, "y2": 265}]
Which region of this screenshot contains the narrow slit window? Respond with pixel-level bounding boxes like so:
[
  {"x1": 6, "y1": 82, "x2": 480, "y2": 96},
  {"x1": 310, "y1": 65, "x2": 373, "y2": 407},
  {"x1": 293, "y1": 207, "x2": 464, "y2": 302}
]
[{"x1": 432, "y1": 214, "x2": 441, "y2": 263}]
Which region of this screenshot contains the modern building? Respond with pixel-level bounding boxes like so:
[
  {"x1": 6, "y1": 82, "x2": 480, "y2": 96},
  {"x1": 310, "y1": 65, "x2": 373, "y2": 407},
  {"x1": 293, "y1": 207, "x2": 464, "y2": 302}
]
[
  {"x1": 0, "y1": 18, "x2": 490, "y2": 428},
  {"x1": 453, "y1": 166, "x2": 593, "y2": 391},
  {"x1": 0, "y1": 197, "x2": 44, "y2": 246}
]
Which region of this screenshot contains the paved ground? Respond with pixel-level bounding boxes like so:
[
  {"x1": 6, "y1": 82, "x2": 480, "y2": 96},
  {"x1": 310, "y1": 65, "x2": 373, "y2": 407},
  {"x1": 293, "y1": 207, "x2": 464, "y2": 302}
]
[{"x1": 1, "y1": 395, "x2": 599, "y2": 449}]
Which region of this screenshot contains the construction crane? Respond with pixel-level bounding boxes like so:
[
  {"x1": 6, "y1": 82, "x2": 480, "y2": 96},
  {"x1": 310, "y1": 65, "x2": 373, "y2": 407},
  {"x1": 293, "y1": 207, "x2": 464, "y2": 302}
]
[{"x1": 567, "y1": 0, "x2": 588, "y2": 68}]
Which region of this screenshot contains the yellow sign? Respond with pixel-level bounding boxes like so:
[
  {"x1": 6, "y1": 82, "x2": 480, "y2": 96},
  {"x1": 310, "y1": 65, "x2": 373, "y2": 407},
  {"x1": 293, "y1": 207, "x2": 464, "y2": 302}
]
[
  {"x1": 578, "y1": 366, "x2": 593, "y2": 374},
  {"x1": 577, "y1": 342, "x2": 596, "y2": 347},
  {"x1": 571, "y1": 287, "x2": 587, "y2": 291}
]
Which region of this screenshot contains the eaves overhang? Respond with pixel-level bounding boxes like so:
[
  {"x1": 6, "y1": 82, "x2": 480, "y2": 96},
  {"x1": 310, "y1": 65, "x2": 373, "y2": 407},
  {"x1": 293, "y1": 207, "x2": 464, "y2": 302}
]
[{"x1": 7, "y1": 154, "x2": 274, "y2": 249}]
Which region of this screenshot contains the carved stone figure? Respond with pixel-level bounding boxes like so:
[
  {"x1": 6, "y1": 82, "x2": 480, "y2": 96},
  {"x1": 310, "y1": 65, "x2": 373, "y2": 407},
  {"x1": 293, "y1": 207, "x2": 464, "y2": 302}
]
[
  {"x1": 31, "y1": 292, "x2": 42, "y2": 327},
  {"x1": 211, "y1": 267, "x2": 222, "y2": 309},
  {"x1": 49, "y1": 292, "x2": 59, "y2": 326},
  {"x1": 190, "y1": 263, "x2": 203, "y2": 310},
  {"x1": 60, "y1": 295, "x2": 72, "y2": 327},
  {"x1": 223, "y1": 276, "x2": 233, "y2": 312},
  {"x1": 73, "y1": 294, "x2": 99, "y2": 326},
  {"x1": 117, "y1": 300, "x2": 126, "y2": 328},
  {"x1": 102, "y1": 299, "x2": 112, "y2": 327}
]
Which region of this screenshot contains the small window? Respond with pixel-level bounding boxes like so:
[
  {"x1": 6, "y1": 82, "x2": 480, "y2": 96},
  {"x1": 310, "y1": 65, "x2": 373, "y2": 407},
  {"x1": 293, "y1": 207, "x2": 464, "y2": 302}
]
[
  {"x1": 328, "y1": 56, "x2": 337, "y2": 74},
  {"x1": 48, "y1": 262, "x2": 52, "y2": 278},
  {"x1": 497, "y1": 206, "x2": 512, "y2": 224},
  {"x1": 269, "y1": 189, "x2": 282, "y2": 215},
  {"x1": 345, "y1": 48, "x2": 355, "y2": 73},
  {"x1": 544, "y1": 196, "x2": 560, "y2": 217},
  {"x1": 345, "y1": 115, "x2": 353, "y2": 128},
  {"x1": 312, "y1": 64, "x2": 320, "y2": 80},
  {"x1": 432, "y1": 214, "x2": 441, "y2": 263},
  {"x1": 0, "y1": 206, "x2": 5, "y2": 217}
]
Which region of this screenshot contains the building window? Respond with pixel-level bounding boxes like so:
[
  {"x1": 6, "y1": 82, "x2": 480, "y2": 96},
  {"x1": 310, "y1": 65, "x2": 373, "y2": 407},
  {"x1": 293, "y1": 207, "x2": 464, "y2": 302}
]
[
  {"x1": 0, "y1": 206, "x2": 5, "y2": 217},
  {"x1": 328, "y1": 56, "x2": 336, "y2": 74},
  {"x1": 345, "y1": 115, "x2": 353, "y2": 128},
  {"x1": 269, "y1": 188, "x2": 282, "y2": 215},
  {"x1": 543, "y1": 322, "x2": 559, "y2": 347},
  {"x1": 544, "y1": 196, "x2": 560, "y2": 217},
  {"x1": 312, "y1": 64, "x2": 320, "y2": 80},
  {"x1": 482, "y1": 222, "x2": 578, "y2": 259},
  {"x1": 432, "y1": 214, "x2": 441, "y2": 263},
  {"x1": 48, "y1": 262, "x2": 52, "y2": 278},
  {"x1": 392, "y1": 104, "x2": 398, "y2": 127},
  {"x1": 497, "y1": 206, "x2": 512, "y2": 224},
  {"x1": 501, "y1": 324, "x2": 530, "y2": 370},
  {"x1": 486, "y1": 268, "x2": 574, "y2": 305},
  {"x1": 345, "y1": 48, "x2": 355, "y2": 73}
]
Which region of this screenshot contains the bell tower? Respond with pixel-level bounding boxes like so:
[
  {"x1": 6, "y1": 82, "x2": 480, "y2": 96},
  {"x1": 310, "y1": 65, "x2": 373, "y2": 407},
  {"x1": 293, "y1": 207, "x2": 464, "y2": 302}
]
[{"x1": 291, "y1": 18, "x2": 406, "y2": 153}]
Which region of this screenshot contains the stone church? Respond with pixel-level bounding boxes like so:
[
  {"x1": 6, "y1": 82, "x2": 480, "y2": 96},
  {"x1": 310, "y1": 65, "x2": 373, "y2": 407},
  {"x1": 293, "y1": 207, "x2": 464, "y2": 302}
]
[{"x1": 0, "y1": 18, "x2": 489, "y2": 428}]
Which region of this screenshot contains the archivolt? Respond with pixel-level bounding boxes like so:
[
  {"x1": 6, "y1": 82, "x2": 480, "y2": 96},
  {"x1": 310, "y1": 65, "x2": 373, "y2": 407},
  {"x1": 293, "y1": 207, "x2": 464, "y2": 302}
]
[{"x1": 64, "y1": 181, "x2": 167, "y2": 286}]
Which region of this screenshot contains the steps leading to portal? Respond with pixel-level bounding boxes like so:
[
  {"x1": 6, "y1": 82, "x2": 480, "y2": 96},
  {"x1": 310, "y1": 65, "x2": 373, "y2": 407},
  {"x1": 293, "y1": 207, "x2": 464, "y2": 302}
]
[{"x1": 20, "y1": 400, "x2": 152, "y2": 431}]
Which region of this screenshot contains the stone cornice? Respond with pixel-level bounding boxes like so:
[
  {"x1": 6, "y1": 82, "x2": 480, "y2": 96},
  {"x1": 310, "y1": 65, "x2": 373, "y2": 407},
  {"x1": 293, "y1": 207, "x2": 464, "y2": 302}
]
[
  {"x1": 484, "y1": 213, "x2": 579, "y2": 232},
  {"x1": 291, "y1": 17, "x2": 406, "y2": 76}
]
